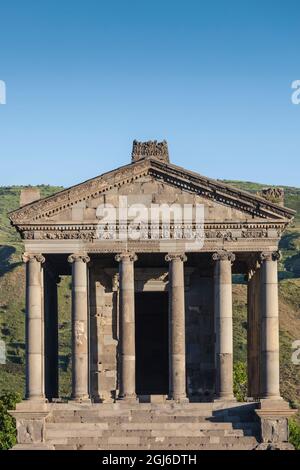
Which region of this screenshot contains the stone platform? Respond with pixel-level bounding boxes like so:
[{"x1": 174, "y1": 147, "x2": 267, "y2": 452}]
[{"x1": 11, "y1": 401, "x2": 264, "y2": 450}]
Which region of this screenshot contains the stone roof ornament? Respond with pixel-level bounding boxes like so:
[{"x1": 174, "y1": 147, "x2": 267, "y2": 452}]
[
  {"x1": 259, "y1": 187, "x2": 285, "y2": 207},
  {"x1": 131, "y1": 140, "x2": 170, "y2": 164}
]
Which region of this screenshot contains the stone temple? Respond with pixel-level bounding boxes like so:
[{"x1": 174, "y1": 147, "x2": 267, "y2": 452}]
[{"x1": 9, "y1": 140, "x2": 297, "y2": 450}]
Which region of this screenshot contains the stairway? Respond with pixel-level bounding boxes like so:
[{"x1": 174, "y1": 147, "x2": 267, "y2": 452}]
[{"x1": 43, "y1": 402, "x2": 260, "y2": 450}]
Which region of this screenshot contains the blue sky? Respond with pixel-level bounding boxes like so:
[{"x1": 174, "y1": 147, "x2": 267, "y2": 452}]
[{"x1": 0, "y1": 0, "x2": 299, "y2": 187}]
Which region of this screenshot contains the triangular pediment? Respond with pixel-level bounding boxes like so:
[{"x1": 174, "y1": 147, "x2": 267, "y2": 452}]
[{"x1": 9, "y1": 158, "x2": 295, "y2": 227}]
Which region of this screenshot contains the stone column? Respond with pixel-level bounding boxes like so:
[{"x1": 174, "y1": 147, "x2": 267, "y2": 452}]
[
  {"x1": 68, "y1": 254, "x2": 90, "y2": 401},
  {"x1": 44, "y1": 267, "x2": 60, "y2": 401},
  {"x1": 23, "y1": 253, "x2": 45, "y2": 401},
  {"x1": 165, "y1": 253, "x2": 187, "y2": 402},
  {"x1": 247, "y1": 269, "x2": 255, "y2": 399},
  {"x1": 115, "y1": 252, "x2": 137, "y2": 400},
  {"x1": 213, "y1": 251, "x2": 235, "y2": 400},
  {"x1": 247, "y1": 264, "x2": 261, "y2": 399},
  {"x1": 260, "y1": 251, "x2": 281, "y2": 400}
]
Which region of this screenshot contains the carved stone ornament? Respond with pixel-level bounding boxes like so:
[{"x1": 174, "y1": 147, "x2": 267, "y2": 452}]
[
  {"x1": 260, "y1": 187, "x2": 284, "y2": 204},
  {"x1": 212, "y1": 251, "x2": 236, "y2": 263},
  {"x1": 67, "y1": 254, "x2": 90, "y2": 264},
  {"x1": 165, "y1": 253, "x2": 187, "y2": 263},
  {"x1": 22, "y1": 253, "x2": 45, "y2": 264},
  {"x1": 260, "y1": 251, "x2": 281, "y2": 262},
  {"x1": 115, "y1": 252, "x2": 138, "y2": 263},
  {"x1": 131, "y1": 140, "x2": 169, "y2": 164}
]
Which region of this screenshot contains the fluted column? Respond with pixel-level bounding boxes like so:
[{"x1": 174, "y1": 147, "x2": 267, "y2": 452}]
[
  {"x1": 68, "y1": 254, "x2": 90, "y2": 400},
  {"x1": 115, "y1": 252, "x2": 137, "y2": 400},
  {"x1": 165, "y1": 253, "x2": 187, "y2": 402},
  {"x1": 260, "y1": 251, "x2": 281, "y2": 400},
  {"x1": 23, "y1": 253, "x2": 45, "y2": 401},
  {"x1": 213, "y1": 251, "x2": 235, "y2": 400}
]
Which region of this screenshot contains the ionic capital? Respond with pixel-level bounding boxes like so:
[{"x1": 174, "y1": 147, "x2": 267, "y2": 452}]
[
  {"x1": 260, "y1": 251, "x2": 281, "y2": 262},
  {"x1": 115, "y1": 252, "x2": 137, "y2": 263},
  {"x1": 165, "y1": 253, "x2": 187, "y2": 263},
  {"x1": 212, "y1": 251, "x2": 235, "y2": 263},
  {"x1": 22, "y1": 253, "x2": 45, "y2": 264},
  {"x1": 68, "y1": 254, "x2": 90, "y2": 264}
]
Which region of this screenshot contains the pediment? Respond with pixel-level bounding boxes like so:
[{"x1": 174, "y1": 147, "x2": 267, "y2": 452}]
[{"x1": 9, "y1": 158, "x2": 295, "y2": 228}]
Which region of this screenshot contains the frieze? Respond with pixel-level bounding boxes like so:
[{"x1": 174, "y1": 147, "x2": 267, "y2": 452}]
[{"x1": 21, "y1": 224, "x2": 284, "y2": 242}]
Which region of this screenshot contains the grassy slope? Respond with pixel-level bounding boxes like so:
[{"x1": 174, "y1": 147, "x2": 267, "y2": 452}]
[{"x1": 0, "y1": 182, "x2": 299, "y2": 407}]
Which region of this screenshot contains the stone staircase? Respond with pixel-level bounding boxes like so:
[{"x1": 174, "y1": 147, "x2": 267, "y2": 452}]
[{"x1": 42, "y1": 402, "x2": 260, "y2": 450}]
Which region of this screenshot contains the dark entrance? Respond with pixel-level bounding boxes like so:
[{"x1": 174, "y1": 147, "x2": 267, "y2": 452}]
[{"x1": 135, "y1": 292, "x2": 169, "y2": 395}]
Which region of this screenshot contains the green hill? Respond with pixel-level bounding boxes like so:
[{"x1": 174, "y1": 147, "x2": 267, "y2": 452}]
[{"x1": 0, "y1": 182, "x2": 299, "y2": 407}]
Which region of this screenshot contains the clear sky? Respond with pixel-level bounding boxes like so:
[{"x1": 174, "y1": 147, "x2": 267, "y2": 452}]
[{"x1": 0, "y1": 0, "x2": 299, "y2": 187}]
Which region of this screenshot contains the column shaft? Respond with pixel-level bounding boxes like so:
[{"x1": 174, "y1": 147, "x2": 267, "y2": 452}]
[
  {"x1": 23, "y1": 253, "x2": 45, "y2": 401},
  {"x1": 166, "y1": 253, "x2": 187, "y2": 402},
  {"x1": 213, "y1": 251, "x2": 235, "y2": 400},
  {"x1": 260, "y1": 252, "x2": 281, "y2": 399},
  {"x1": 68, "y1": 254, "x2": 90, "y2": 400},
  {"x1": 116, "y1": 253, "x2": 137, "y2": 400},
  {"x1": 247, "y1": 266, "x2": 261, "y2": 399},
  {"x1": 44, "y1": 268, "x2": 59, "y2": 401},
  {"x1": 247, "y1": 271, "x2": 254, "y2": 397}
]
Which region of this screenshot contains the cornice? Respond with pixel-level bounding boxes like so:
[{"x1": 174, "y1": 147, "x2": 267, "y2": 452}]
[{"x1": 9, "y1": 158, "x2": 295, "y2": 226}]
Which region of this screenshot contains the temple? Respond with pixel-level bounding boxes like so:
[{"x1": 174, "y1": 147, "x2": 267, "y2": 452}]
[{"x1": 9, "y1": 140, "x2": 296, "y2": 450}]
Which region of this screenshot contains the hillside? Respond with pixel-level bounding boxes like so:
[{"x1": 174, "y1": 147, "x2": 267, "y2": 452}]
[{"x1": 0, "y1": 182, "x2": 299, "y2": 406}]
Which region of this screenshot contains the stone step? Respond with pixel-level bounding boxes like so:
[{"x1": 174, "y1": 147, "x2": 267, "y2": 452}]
[
  {"x1": 49, "y1": 412, "x2": 257, "y2": 422},
  {"x1": 45, "y1": 420, "x2": 240, "y2": 438},
  {"x1": 46, "y1": 428, "x2": 246, "y2": 444},
  {"x1": 44, "y1": 403, "x2": 259, "y2": 450},
  {"x1": 49, "y1": 413, "x2": 214, "y2": 423},
  {"x1": 92, "y1": 443, "x2": 257, "y2": 451},
  {"x1": 50, "y1": 435, "x2": 258, "y2": 450}
]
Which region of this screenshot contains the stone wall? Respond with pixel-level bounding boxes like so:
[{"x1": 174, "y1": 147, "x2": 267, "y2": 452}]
[
  {"x1": 186, "y1": 269, "x2": 214, "y2": 400},
  {"x1": 89, "y1": 263, "x2": 215, "y2": 401}
]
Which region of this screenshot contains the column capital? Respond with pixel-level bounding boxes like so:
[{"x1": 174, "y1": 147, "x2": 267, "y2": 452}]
[
  {"x1": 212, "y1": 251, "x2": 235, "y2": 263},
  {"x1": 165, "y1": 253, "x2": 187, "y2": 263},
  {"x1": 22, "y1": 253, "x2": 45, "y2": 264},
  {"x1": 245, "y1": 270, "x2": 254, "y2": 282},
  {"x1": 115, "y1": 252, "x2": 137, "y2": 263},
  {"x1": 68, "y1": 253, "x2": 90, "y2": 264},
  {"x1": 260, "y1": 250, "x2": 281, "y2": 262}
]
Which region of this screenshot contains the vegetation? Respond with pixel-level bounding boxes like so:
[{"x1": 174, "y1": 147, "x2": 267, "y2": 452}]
[
  {"x1": 233, "y1": 361, "x2": 247, "y2": 402},
  {"x1": 289, "y1": 418, "x2": 300, "y2": 450},
  {"x1": 0, "y1": 392, "x2": 21, "y2": 450}
]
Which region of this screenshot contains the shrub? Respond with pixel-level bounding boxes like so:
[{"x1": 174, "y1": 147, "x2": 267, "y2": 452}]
[
  {"x1": 233, "y1": 361, "x2": 247, "y2": 402},
  {"x1": 289, "y1": 419, "x2": 300, "y2": 450},
  {"x1": 0, "y1": 391, "x2": 21, "y2": 450}
]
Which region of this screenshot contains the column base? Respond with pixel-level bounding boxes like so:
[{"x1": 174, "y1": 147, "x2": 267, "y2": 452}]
[
  {"x1": 118, "y1": 394, "x2": 138, "y2": 403},
  {"x1": 260, "y1": 396, "x2": 284, "y2": 403},
  {"x1": 25, "y1": 396, "x2": 48, "y2": 403},
  {"x1": 259, "y1": 397, "x2": 291, "y2": 410},
  {"x1": 168, "y1": 395, "x2": 189, "y2": 404},
  {"x1": 70, "y1": 396, "x2": 91, "y2": 404},
  {"x1": 256, "y1": 399, "x2": 297, "y2": 446},
  {"x1": 214, "y1": 394, "x2": 236, "y2": 402}
]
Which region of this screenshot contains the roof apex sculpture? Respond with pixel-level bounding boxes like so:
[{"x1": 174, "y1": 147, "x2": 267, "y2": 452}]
[{"x1": 131, "y1": 139, "x2": 169, "y2": 164}]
